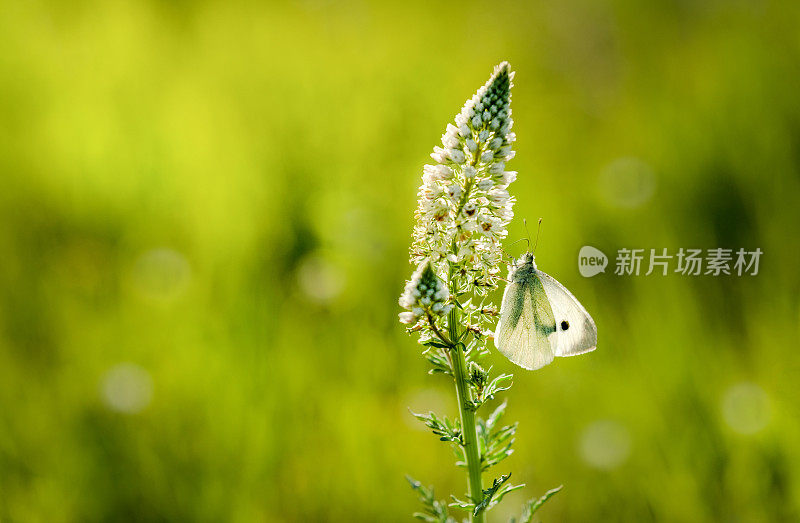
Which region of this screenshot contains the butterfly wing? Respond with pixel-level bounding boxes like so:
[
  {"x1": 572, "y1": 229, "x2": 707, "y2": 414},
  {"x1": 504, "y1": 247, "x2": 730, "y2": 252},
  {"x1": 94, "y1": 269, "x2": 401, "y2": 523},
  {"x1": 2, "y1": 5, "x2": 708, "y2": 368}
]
[
  {"x1": 536, "y1": 269, "x2": 597, "y2": 357},
  {"x1": 495, "y1": 271, "x2": 557, "y2": 370}
]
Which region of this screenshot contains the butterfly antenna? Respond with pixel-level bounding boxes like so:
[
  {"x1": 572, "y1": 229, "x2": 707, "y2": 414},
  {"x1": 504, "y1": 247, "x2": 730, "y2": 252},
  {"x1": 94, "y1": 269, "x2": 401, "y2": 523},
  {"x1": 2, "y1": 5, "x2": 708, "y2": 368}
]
[
  {"x1": 533, "y1": 218, "x2": 543, "y2": 255},
  {"x1": 522, "y1": 219, "x2": 532, "y2": 251}
]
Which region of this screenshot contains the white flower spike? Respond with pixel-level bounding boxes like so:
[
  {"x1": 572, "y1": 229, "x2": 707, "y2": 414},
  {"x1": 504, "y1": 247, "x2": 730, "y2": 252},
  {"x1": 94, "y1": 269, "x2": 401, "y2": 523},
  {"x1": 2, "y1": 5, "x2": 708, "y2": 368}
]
[{"x1": 408, "y1": 62, "x2": 516, "y2": 298}]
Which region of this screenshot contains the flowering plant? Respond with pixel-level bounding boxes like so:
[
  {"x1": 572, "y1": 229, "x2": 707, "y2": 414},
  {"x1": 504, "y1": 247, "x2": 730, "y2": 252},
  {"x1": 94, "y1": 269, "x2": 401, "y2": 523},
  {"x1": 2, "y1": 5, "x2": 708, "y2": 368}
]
[{"x1": 400, "y1": 63, "x2": 562, "y2": 522}]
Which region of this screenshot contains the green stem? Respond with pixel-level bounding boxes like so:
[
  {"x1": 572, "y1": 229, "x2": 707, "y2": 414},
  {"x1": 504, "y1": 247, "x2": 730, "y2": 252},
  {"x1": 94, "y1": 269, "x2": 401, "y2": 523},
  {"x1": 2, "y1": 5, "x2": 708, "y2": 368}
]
[{"x1": 448, "y1": 308, "x2": 485, "y2": 523}]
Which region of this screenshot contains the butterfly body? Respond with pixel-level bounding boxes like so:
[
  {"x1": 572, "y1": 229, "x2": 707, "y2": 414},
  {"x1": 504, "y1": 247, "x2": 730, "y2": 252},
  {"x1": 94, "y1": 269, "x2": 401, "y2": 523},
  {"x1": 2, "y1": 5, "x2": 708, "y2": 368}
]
[{"x1": 495, "y1": 253, "x2": 597, "y2": 370}]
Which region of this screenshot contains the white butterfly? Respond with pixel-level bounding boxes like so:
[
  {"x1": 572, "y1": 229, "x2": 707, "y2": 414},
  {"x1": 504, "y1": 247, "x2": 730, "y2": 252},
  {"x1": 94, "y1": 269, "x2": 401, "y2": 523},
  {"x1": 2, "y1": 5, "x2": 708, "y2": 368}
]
[{"x1": 494, "y1": 252, "x2": 597, "y2": 370}]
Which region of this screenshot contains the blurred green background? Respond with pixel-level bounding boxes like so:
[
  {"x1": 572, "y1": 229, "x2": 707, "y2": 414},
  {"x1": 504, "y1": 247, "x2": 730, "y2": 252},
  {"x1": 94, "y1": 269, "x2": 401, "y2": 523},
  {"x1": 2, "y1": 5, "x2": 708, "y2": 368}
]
[{"x1": 1, "y1": 0, "x2": 799, "y2": 521}]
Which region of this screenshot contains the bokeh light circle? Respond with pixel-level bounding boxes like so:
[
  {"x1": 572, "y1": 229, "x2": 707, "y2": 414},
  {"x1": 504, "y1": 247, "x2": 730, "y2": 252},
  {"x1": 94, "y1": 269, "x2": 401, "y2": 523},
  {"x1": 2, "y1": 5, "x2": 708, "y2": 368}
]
[
  {"x1": 579, "y1": 420, "x2": 631, "y2": 470},
  {"x1": 101, "y1": 363, "x2": 154, "y2": 414},
  {"x1": 598, "y1": 157, "x2": 656, "y2": 208},
  {"x1": 721, "y1": 382, "x2": 770, "y2": 435}
]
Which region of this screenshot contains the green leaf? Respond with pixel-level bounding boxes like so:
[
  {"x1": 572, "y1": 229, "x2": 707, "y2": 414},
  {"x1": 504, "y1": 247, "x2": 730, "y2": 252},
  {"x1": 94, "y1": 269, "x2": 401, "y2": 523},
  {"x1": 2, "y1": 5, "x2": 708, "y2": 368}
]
[
  {"x1": 406, "y1": 476, "x2": 457, "y2": 523},
  {"x1": 448, "y1": 494, "x2": 474, "y2": 512},
  {"x1": 520, "y1": 485, "x2": 563, "y2": 523},
  {"x1": 473, "y1": 473, "x2": 523, "y2": 516},
  {"x1": 468, "y1": 369, "x2": 513, "y2": 410},
  {"x1": 423, "y1": 340, "x2": 451, "y2": 349},
  {"x1": 476, "y1": 401, "x2": 518, "y2": 471},
  {"x1": 424, "y1": 347, "x2": 453, "y2": 376},
  {"x1": 409, "y1": 410, "x2": 463, "y2": 445},
  {"x1": 493, "y1": 481, "x2": 525, "y2": 505},
  {"x1": 486, "y1": 400, "x2": 507, "y2": 430}
]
